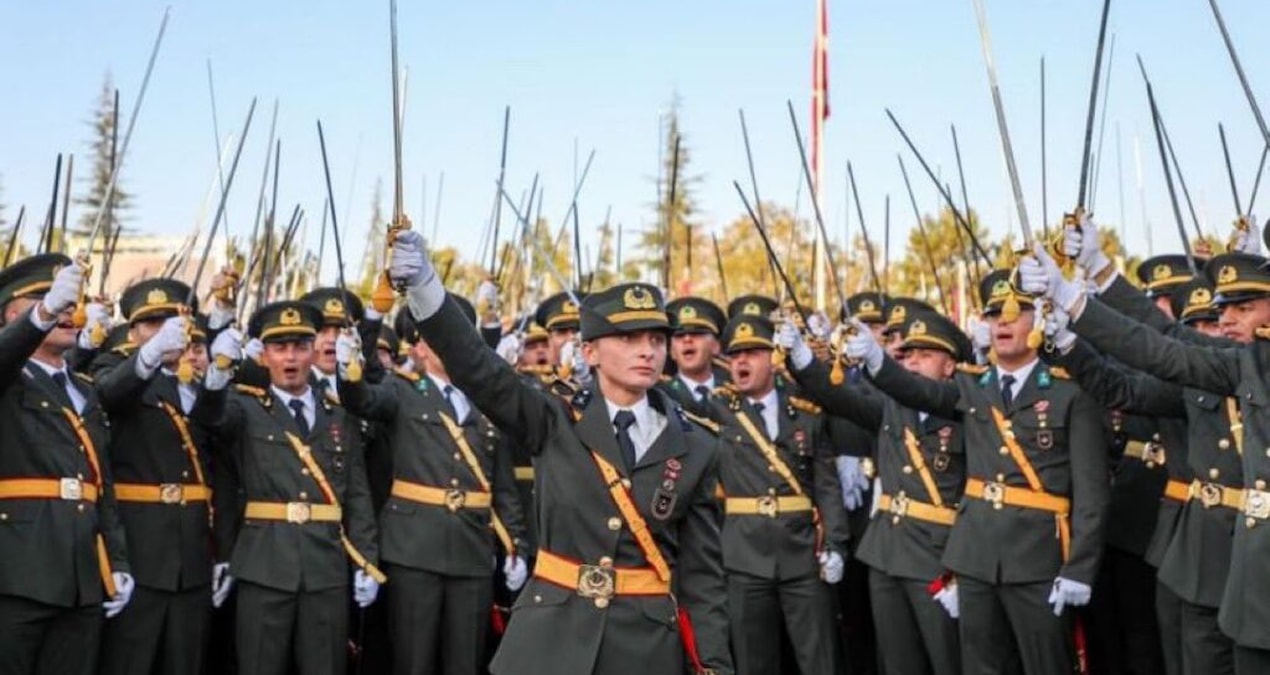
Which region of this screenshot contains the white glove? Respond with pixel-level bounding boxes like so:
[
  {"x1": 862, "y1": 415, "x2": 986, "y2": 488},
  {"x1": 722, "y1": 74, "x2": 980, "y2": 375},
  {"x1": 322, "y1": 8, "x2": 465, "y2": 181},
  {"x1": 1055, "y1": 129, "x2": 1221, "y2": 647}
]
[
  {"x1": 843, "y1": 318, "x2": 883, "y2": 375},
  {"x1": 1048, "y1": 577, "x2": 1092, "y2": 616},
  {"x1": 477, "y1": 279, "x2": 500, "y2": 314},
  {"x1": 205, "y1": 328, "x2": 244, "y2": 391},
  {"x1": 77, "y1": 302, "x2": 113, "y2": 350},
  {"x1": 806, "y1": 312, "x2": 831, "y2": 341},
  {"x1": 212, "y1": 562, "x2": 234, "y2": 608},
  {"x1": 353, "y1": 569, "x2": 380, "y2": 608},
  {"x1": 244, "y1": 337, "x2": 264, "y2": 362},
  {"x1": 932, "y1": 580, "x2": 960, "y2": 619},
  {"x1": 1232, "y1": 216, "x2": 1263, "y2": 255},
  {"x1": 504, "y1": 555, "x2": 528, "y2": 592},
  {"x1": 1044, "y1": 306, "x2": 1077, "y2": 352},
  {"x1": 42, "y1": 262, "x2": 85, "y2": 316},
  {"x1": 968, "y1": 316, "x2": 991, "y2": 355},
  {"x1": 560, "y1": 338, "x2": 590, "y2": 384},
  {"x1": 1062, "y1": 213, "x2": 1111, "y2": 277},
  {"x1": 775, "y1": 321, "x2": 813, "y2": 370},
  {"x1": 103, "y1": 572, "x2": 135, "y2": 618},
  {"x1": 818, "y1": 551, "x2": 845, "y2": 584},
  {"x1": 388, "y1": 230, "x2": 435, "y2": 290},
  {"x1": 364, "y1": 305, "x2": 383, "y2": 322},
  {"x1": 1018, "y1": 244, "x2": 1085, "y2": 314},
  {"x1": 138, "y1": 316, "x2": 189, "y2": 371},
  {"x1": 835, "y1": 455, "x2": 869, "y2": 511},
  {"x1": 335, "y1": 329, "x2": 363, "y2": 378},
  {"x1": 496, "y1": 333, "x2": 523, "y2": 365}
]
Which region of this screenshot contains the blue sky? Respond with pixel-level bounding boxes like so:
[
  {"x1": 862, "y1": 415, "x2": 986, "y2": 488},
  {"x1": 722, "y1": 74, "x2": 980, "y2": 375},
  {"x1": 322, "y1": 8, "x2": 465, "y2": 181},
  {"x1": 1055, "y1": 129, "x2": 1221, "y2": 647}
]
[{"x1": 4, "y1": 1, "x2": 1270, "y2": 285}]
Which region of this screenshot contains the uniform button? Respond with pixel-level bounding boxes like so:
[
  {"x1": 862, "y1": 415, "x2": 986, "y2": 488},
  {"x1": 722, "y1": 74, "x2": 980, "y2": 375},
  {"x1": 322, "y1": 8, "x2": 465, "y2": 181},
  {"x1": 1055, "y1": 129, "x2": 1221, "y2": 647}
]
[
  {"x1": 450, "y1": 479, "x2": 460, "y2": 487},
  {"x1": 77, "y1": 473, "x2": 84, "y2": 480},
  {"x1": 996, "y1": 473, "x2": 1005, "y2": 482},
  {"x1": 533, "y1": 595, "x2": 542, "y2": 603},
  {"x1": 1209, "y1": 469, "x2": 1220, "y2": 480},
  {"x1": 299, "y1": 491, "x2": 309, "y2": 500},
  {"x1": 969, "y1": 407, "x2": 977, "y2": 414},
  {"x1": 40, "y1": 401, "x2": 48, "y2": 408},
  {"x1": 1247, "y1": 518, "x2": 1257, "y2": 529},
  {"x1": 1256, "y1": 480, "x2": 1267, "y2": 490},
  {"x1": 181, "y1": 471, "x2": 190, "y2": 479},
  {"x1": 999, "y1": 446, "x2": 1009, "y2": 456},
  {"x1": 422, "y1": 414, "x2": 429, "y2": 421},
  {"x1": 599, "y1": 556, "x2": 613, "y2": 566},
  {"x1": 453, "y1": 453, "x2": 462, "y2": 461},
  {"x1": 267, "y1": 434, "x2": 275, "y2": 442},
  {"x1": 1219, "y1": 439, "x2": 1231, "y2": 450},
  {"x1": 608, "y1": 517, "x2": 622, "y2": 531},
  {"x1": 735, "y1": 436, "x2": 744, "y2": 443},
  {"x1": 902, "y1": 466, "x2": 913, "y2": 474},
  {"x1": 301, "y1": 468, "x2": 310, "y2": 476},
  {"x1": 767, "y1": 465, "x2": 777, "y2": 472},
  {"x1": 0, "y1": 513, "x2": 8, "y2": 521},
  {"x1": 1198, "y1": 396, "x2": 1206, "y2": 403},
  {"x1": 595, "y1": 597, "x2": 609, "y2": 609},
  {"x1": 621, "y1": 479, "x2": 632, "y2": 489},
  {"x1": 77, "y1": 504, "x2": 85, "y2": 513},
  {"x1": 882, "y1": 424, "x2": 890, "y2": 432},
  {"x1": 1153, "y1": 433, "x2": 1161, "y2": 441},
  {"x1": 768, "y1": 487, "x2": 777, "y2": 495}
]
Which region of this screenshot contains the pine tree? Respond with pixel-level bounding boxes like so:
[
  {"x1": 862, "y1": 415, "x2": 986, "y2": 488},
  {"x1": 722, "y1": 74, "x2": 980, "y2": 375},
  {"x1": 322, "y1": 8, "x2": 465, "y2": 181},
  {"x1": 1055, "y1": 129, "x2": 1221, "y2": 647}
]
[
  {"x1": 355, "y1": 178, "x2": 386, "y2": 298},
  {"x1": 75, "y1": 74, "x2": 132, "y2": 245},
  {"x1": 639, "y1": 95, "x2": 703, "y2": 291}
]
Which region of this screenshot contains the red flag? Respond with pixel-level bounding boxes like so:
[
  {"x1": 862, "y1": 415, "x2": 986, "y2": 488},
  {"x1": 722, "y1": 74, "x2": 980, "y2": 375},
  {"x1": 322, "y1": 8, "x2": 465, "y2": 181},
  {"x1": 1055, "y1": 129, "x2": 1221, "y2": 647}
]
[{"x1": 811, "y1": 0, "x2": 830, "y2": 193}]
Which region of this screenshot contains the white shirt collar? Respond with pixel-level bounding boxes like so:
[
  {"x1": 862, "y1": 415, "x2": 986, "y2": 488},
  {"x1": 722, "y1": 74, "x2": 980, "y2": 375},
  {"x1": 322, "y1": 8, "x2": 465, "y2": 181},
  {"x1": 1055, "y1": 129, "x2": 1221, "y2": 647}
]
[
  {"x1": 996, "y1": 358, "x2": 1039, "y2": 391},
  {"x1": 605, "y1": 394, "x2": 653, "y2": 428},
  {"x1": 271, "y1": 385, "x2": 315, "y2": 411},
  {"x1": 677, "y1": 371, "x2": 715, "y2": 392},
  {"x1": 746, "y1": 388, "x2": 779, "y2": 412},
  {"x1": 603, "y1": 394, "x2": 665, "y2": 463},
  {"x1": 28, "y1": 358, "x2": 70, "y2": 380}
]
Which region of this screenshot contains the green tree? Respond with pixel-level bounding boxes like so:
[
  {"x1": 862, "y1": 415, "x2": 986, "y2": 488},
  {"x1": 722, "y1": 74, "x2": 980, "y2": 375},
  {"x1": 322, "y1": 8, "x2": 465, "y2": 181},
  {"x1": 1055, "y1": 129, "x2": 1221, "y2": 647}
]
[
  {"x1": 638, "y1": 96, "x2": 704, "y2": 289},
  {"x1": 75, "y1": 74, "x2": 131, "y2": 245},
  {"x1": 356, "y1": 178, "x2": 387, "y2": 299}
]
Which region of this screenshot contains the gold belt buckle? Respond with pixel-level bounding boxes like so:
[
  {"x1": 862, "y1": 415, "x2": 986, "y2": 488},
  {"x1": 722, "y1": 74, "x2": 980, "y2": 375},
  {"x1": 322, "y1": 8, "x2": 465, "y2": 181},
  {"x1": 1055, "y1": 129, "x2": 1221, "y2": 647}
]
[
  {"x1": 286, "y1": 502, "x2": 312, "y2": 524},
  {"x1": 1200, "y1": 483, "x2": 1223, "y2": 509},
  {"x1": 59, "y1": 478, "x2": 83, "y2": 501},
  {"x1": 757, "y1": 495, "x2": 778, "y2": 518},
  {"x1": 576, "y1": 558, "x2": 617, "y2": 608},
  {"x1": 1245, "y1": 490, "x2": 1270, "y2": 519},
  {"x1": 982, "y1": 482, "x2": 1006, "y2": 509},
  {"x1": 445, "y1": 489, "x2": 467, "y2": 512},
  {"x1": 888, "y1": 493, "x2": 910, "y2": 518},
  {"x1": 159, "y1": 483, "x2": 184, "y2": 504}
]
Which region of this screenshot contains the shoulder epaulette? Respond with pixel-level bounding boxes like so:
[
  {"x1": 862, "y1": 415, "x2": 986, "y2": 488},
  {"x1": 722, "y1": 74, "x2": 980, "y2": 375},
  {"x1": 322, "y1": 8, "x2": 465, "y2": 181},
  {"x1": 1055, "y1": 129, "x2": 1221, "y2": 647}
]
[
  {"x1": 518, "y1": 364, "x2": 554, "y2": 377},
  {"x1": 1046, "y1": 366, "x2": 1071, "y2": 380},
  {"x1": 111, "y1": 344, "x2": 136, "y2": 357},
  {"x1": 234, "y1": 384, "x2": 268, "y2": 398},
  {"x1": 73, "y1": 372, "x2": 94, "y2": 384},
  {"x1": 393, "y1": 368, "x2": 420, "y2": 383},
  {"x1": 787, "y1": 395, "x2": 823, "y2": 416},
  {"x1": 679, "y1": 408, "x2": 720, "y2": 434},
  {"x1": 712, "y1": 384, "x2": 739, "y2": 399},
  {"x1": 957, "y1": 363, "x2": 989, "y2": 375}
]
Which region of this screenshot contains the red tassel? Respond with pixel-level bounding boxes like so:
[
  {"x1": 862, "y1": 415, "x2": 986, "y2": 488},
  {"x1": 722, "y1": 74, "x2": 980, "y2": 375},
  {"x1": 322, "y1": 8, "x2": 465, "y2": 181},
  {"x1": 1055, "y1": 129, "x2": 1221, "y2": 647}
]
[
  {"x1": 926, "y1": 571, "x2": 953, "y2": 596},
  {"x1": 1074, "y1": 615, "x2": 1089, "y2": 675},
  {"x1": 490, "y1": 605, "x2": 508, "y2": 636},
  {"x1": 678, "y1": 607, "x2": 707, "y2": 674}
]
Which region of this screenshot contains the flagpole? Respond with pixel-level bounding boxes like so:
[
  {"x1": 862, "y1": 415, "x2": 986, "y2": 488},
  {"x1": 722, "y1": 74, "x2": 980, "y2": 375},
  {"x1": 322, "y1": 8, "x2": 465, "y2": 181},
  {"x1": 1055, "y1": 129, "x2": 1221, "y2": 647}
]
[{"x1": 811, "y1": 0, "x2": 829, "y2": 313}]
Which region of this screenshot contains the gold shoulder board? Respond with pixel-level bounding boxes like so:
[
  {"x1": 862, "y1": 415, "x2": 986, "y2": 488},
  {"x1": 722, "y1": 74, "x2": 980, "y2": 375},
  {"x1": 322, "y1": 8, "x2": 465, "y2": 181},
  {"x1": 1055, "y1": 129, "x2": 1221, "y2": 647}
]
[{"x1": 788, "y1": 396, "x2": 823, "y2": 416}]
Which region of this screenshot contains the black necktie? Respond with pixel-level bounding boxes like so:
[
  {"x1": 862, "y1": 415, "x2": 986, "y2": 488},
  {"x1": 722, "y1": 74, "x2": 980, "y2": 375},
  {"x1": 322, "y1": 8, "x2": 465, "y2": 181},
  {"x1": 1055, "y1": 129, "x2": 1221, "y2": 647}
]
[
  {"x1": 1001, "y1": 374, "x2": 1017, "y2": 410},
  {"x1": 289, "y1": 399, "x2": 310, "y2": 437},
  {"x1": 694, "y1": 385, "x2": 711, "y2": 402},
  {"x1": 443, "y1": 385, "x2": 461, "y2": 422},
  {"x1": 614, "y1": 410, "x2": 638, "y2": 472},
  {"x1": 753, "y1": 401, "x2": 773, "y2": 440},
  {"x1": 50, "y1": 371, "x2": 74, "y2": 410}
]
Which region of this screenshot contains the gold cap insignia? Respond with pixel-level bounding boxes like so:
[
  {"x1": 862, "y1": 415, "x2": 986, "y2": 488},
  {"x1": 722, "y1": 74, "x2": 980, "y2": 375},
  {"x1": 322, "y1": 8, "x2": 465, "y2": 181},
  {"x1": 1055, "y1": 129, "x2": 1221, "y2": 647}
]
[
  {"x1": 280, "y1": 308, "x2": 303, "y2": 326},
  {"x1": 890, "y1": 305, "x2": 907, "y2": 323},
  {"x1": 910, "y1": 319, "x2": 928, "y2": 336},
  {"x1": 679, "y1": 306, "x2": 697, "y2": 320},
  {"x1": 992, "y1": 279, "x2": 1013, "y2": 298},
  {"x1": 1189, "y1": 287, "x2": 1213, "y2": 307},
  {"x1": 562, "y1": 300, "x2": 579, "y2": 316},
  {"x1": 860, "y1": 299, "x2": 876, "y2": 313},
  {"x1": 735, "y1": 322, "x2": 755, "y2": 340},
  {"x1": 1218, "y1": 265, "x2": 1238, "y2": 285},
  {"x1": 742, "y1": 302, "x2": 761, "y2": 316},
  {"x1": 623, "y1": 286, "x2": 656, "y2": 310},
  {"x1": 324, "y1": 298, "x2": 345, "y2": 316},
  {"x1": 1152, "y1": 264, "x2": 1172, "y2": 282},
  {"x1": 147, "y1": 289, "x2": 169, "y2": 305}
]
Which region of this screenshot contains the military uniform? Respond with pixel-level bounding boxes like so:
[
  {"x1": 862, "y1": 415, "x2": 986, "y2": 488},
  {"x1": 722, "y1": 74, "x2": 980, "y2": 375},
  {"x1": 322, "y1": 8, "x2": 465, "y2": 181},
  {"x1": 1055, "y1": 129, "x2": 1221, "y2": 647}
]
[
  {"x1": 409, "y1": 281, "x2": 732, "y2": 675},
  {"x1": 1066, "y1": 253, "x2": 1270, "y2": 672},
  {"x1": 0, "y1": 254, "x2": 130, "y2": 675},
  {"x1": 792, "y1": 308, "x2": 970, "y2": 675},
  {"x1": 867, "y1": 272, "x2": 1109, "y2": 675},
  {"x1": 339, "y1": 310, "x2": 528, "y2": 675},
  {"x1": 706, "y1": 314, "x2": 848, "y2": 675},
  {"x1": 191, "y1": 301, "x2": 381, "y2": 675},
  {"x1": 92, "y1": 279, "x2": 217, "y2": 675},
  {"x1": 661, "y1": 297, "x2": 730, "y2": 418}
]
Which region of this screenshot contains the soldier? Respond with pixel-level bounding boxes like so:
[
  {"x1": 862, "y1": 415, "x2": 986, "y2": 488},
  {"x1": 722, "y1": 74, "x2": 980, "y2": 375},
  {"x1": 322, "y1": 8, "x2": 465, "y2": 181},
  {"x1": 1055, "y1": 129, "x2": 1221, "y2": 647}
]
[
  {"x1": 299, "y1": 288, "x2": 365, "y2": 401},
  {"x1": 190, "y1": 301, "x2": 382, "y2": 675},
  {"x1": 880, "y1": 297, "x2": 935, "y2": 360},
  {"x1": 726, "y1": 294, "x2": 778, "y2": 322},
  {"x1": 91, "y1": 279, "x2": 217, "y2": 675},
  {"x1": 844, "y1": 269, "x2": 1109, "y2": 674},
  {"x1": 0, "y1": 255, "x2": 133, "y2": 675},
  {"x1": 337, "y1": 293, "x2": 528, "y2": 675},
  {"x1": 706, "y1": 312, "x2": 847, "y2": 674},
  {"x1": 375, "y1": 324, "x2": 402, "y2": 371},
  {"x1": 1023, "y1": 235, "x2": 1270, "y2": 673},
  {"x1": 779, "y1": 307, "x2": 970, "y2": 675},
  {"x1": 662, "y1": 296, "x2": 729, "y2": 416},
  {"x1": 386, "y1": 230, "x2": 732, "y2": 675},
  {"x1": 535, "y1": 291, "x2": 584, "y2": 366}
]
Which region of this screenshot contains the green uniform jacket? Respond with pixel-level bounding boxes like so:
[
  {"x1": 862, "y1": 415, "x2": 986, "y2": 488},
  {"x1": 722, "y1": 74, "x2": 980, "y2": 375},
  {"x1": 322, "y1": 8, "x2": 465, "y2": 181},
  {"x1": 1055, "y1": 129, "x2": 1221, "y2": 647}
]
[
  {"x1": 1072, "y1": 296, "x2": 1270, "y2": 648},
  {"x1": 793, "y1": 358, "x2": 964, "y2": 583},
  {"x1": 190, "y1": 382, "x2": 378, "y2": 592},
  {"x1": 869, "y1": 356, "x2": 1110, "y2": 586},
  {"x1": 339, "y1": 369, "x2": 527, "y2": 575},
  {"x1": 706, "y1": 383, "x2": 849, "y2": 580},
  {"x1": 0, "y1": 309, "x2": 129, "y2": 606},
  {"x1": 92, "y1": 351, "x2": 215, "y2": 591},
  {"x1": 415, "y1": 297, "x2": 733, "y2": 675}
]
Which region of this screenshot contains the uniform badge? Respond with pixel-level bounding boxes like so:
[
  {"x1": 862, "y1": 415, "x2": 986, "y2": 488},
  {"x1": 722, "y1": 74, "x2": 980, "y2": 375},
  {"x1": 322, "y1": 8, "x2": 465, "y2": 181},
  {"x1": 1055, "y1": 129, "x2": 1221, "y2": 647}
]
[
  {"x1": 1034, "y1": 400, "x2": 1050, "y2": 429},
  {"x1": 329, "y1": 424, "x2": 342, "y2": 446},
  {"x1": 932, "y1": 453, "x2": 951, "y2": 472},
  {"x1": 1037, "y1": 429, "x2": 1054, "y2": 450},
  {"x1": 651, "y1": 489, "x2": 676, "y2": 520},
  {"x1": 793, "y1": 429, "x2": 807, "y2": 452},
  {"x1": 1037, "y1": 370, "x2": 1052, "y2": 389}
]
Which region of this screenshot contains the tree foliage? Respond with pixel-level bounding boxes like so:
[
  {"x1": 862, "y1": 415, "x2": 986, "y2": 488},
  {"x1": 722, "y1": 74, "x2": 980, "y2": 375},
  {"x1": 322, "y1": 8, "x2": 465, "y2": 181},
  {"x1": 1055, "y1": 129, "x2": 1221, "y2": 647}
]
[{"x1": 75, "y1": 74, "x2": 131, "y2": 244}]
